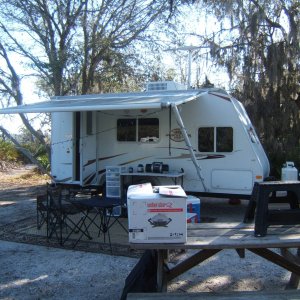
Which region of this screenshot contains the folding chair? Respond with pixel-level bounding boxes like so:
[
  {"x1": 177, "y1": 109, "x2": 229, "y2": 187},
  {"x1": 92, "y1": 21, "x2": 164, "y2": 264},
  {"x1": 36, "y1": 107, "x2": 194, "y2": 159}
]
[
  {"x1": 36, "y1": 194, "x2": 47, "y2": 229},
  {"x1": 46, "y1": 183, "x2": 91, "y2": 245}
]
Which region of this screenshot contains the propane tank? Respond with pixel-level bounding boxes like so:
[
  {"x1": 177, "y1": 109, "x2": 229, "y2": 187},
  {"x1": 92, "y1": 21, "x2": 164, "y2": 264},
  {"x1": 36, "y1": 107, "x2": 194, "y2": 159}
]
[{"x1": 281, "y1": 161, "x2": 299, "y2": 181}]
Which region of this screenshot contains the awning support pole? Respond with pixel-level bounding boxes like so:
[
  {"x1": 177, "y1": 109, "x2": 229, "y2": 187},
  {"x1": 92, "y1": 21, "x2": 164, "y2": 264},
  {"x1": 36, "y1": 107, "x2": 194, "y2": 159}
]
[{"x1": 172, "y1": 103, "x2": 207, "y2": 192}]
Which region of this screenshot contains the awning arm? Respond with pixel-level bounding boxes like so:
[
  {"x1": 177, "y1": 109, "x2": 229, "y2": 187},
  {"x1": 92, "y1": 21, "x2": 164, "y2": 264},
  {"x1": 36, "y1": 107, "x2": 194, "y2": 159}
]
[{"x1": 171, "y1": 103, "x2": 207, "y2": 192}]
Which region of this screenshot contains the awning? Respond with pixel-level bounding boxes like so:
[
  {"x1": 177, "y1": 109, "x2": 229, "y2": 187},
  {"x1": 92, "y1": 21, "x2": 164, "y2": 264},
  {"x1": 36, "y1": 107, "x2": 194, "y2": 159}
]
[{"x1": 0, "y1": 89, "x2": 209, "y2": 114}]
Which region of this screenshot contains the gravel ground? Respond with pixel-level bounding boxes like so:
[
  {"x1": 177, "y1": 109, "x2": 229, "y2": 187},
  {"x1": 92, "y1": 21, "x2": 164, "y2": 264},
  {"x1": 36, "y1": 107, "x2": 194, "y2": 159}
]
[
  {"x1": 0, "y1": 166, "x2": 295, "y2": 299},
  {"x1": 0, "y1": 241, "x2": 137, "y2": 300}
]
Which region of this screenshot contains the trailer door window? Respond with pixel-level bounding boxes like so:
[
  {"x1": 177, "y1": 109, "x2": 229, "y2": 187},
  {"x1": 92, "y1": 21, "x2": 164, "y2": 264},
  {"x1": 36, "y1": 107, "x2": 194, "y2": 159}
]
[
  {"x1": 138, "y1": 118, "x2": 159, "y2": 142},
  {"x1": 117, "y1": 119, "x2": 136, "y2": 141},
  {"x1": 198, "y1": 127, "x2": 233, "y2": 152}
]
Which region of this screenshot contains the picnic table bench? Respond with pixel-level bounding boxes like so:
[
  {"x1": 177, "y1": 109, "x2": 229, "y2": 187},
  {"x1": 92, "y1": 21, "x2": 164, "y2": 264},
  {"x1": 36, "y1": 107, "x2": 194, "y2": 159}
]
[
  {"x1": 127, "y1": 289, "x2": 300, "y2": 299},
  {"x1": 129, "y1": 222, "x2": 300, "y2": 293}
]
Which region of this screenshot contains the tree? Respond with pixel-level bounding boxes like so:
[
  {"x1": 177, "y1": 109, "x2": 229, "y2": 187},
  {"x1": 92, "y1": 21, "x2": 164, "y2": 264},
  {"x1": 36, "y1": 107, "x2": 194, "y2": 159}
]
[
  {"x1": 0, "y1": 40, "x2": 50, "y2": 172},
  {"x1": 186, "y1": 0, "x2": 300, "y2": 176},
  {"x1": 80, "y1": 0, "x2": 173, "y2": 94},
  {"x1": 0, "y1": 0, "x2": 175, "y2": 96},
  {"x1": 0, "y1": 0, "x2": 178, "y2": 171}
]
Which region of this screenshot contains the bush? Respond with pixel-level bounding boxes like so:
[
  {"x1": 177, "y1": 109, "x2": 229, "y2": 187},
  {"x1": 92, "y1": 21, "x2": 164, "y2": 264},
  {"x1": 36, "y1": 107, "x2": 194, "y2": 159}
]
[
  {"x1": 37, "y1": 154, "x2": 50, "y2": 172},
  {"x1": 0, "y1": 139, "x2": 21, "y2": 163},
  {"x1": 0, "y1": 138, "x2": 50, "y2": 172}
]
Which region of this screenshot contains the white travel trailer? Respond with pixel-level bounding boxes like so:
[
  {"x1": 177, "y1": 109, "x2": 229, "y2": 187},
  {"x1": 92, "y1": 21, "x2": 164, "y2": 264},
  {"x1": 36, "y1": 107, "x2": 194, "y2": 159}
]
[{"x1": 0, "y1": 81, "x2": 270, "y2": 198}]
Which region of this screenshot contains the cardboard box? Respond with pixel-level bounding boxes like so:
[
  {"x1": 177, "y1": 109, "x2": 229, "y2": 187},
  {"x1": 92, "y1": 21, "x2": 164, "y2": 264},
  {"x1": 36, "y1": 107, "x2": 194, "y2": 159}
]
[{"x1": 127, "y1": 184, "x2": 187, "y2": 243}]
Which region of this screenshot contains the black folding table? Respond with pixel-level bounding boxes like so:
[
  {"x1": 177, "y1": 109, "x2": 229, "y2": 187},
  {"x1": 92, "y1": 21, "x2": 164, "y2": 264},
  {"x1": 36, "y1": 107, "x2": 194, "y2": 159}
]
[{"x1": 69, "y1": 195, "x2": 127, "y2": 250}]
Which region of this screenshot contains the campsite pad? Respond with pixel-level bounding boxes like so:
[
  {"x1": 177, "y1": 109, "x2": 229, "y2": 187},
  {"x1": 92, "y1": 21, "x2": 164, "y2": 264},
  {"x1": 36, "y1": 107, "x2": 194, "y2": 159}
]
[
  {"x1": 0, "y1": 168, "x2": 248, "y2": 257},
  {"x1": 0, "y1": 197, "x2": 248, "y2": 257},
  {"x1": 0, "y1": 214, "x2": 141, "y2": 257},
  {"x1": 0, "y1": 213, "x2": 217, "y2": 257}
]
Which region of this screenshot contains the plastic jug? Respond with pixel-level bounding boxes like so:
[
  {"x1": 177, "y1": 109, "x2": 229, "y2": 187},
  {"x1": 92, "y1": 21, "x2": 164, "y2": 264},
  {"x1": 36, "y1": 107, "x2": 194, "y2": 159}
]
[{"x1": 281, "y1": 161, "x2": 298, "y2": 181}]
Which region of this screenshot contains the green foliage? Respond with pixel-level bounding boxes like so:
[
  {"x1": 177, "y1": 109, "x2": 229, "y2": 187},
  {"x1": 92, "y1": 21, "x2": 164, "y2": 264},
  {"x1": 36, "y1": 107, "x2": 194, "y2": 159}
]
[
  {"x1": 22, "y1": 142, "x2": 50, "y2": 172},
  {"x1": 198, "y1": 0, "x2": 300, "y2": 179},
  {"x1": 0, "y1": 139, "x2": 21, "y2": 162},
  {"x1": 37, "y1": 154, "x2": 50, "y2": 172},
  {"x1": 0, "y1": 133, "x2": 50, "y2": 172}
]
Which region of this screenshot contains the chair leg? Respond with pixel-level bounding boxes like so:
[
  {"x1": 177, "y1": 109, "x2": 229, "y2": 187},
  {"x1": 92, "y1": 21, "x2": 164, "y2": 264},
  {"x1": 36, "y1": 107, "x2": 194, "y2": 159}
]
[
  {"x1": 62, "y1": 212, "x2": 93, "y2": 247},
  {"x1": 37, "y1": 208, "x2": 40, "y2": 229},
  {"x1": 37, "y1": 195, "x2": 47, "y2": 230}
]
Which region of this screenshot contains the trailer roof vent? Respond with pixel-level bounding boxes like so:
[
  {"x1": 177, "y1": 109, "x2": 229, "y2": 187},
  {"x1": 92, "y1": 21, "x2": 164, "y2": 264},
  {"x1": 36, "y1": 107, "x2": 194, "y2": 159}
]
[{"x1": 146, "y1": 81, "x2": 187, "y2": 92}]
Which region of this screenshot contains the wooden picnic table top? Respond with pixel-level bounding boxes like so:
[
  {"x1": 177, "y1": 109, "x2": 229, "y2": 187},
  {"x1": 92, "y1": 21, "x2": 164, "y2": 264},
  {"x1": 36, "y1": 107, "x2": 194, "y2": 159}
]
[
  {"x1": 130, "y1": 222, "x2": 300, "y2": 250},
  {"x1": 129, "y1": 222, "x2": 300, "y2": 293}
]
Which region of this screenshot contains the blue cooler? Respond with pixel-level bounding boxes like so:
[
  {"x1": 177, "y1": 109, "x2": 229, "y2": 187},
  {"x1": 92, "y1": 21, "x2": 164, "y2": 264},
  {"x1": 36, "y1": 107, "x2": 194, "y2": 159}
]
[
  {"x1": 187, "y1": 213, "x2": 198, "y2": 223},
  {"x1": 187, "y1": 196, "x2": 201, "y2": 223}
]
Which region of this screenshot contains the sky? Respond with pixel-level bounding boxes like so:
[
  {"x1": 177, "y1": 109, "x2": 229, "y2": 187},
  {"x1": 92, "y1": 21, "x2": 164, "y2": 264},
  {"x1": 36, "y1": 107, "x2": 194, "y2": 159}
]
[
  {"x1": 0, "y1": 77, "x2": 41, "y2": 134},
  {"x1": 162, "y1": 6, "x2": 230, "y2": 89}
]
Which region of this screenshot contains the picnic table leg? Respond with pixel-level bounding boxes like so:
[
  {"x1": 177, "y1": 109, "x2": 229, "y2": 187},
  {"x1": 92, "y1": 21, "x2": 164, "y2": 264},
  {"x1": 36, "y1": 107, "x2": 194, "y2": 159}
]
[
  {"x1": 281, "y1": 248, "x2": 300, "y2": 289},
  {"x1": 254, "y1": 187, "x2": 270, "y2": 237},
  {"x1": 157, "y1": 249, "x2": 168, "y2": 292}
]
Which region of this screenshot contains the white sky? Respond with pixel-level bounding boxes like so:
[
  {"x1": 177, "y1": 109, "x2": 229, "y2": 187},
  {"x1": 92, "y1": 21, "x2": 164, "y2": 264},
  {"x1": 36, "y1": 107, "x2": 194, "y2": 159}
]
[
  {"x1": 0, "y1": 76, "x2": 42, "y2": 134},
  {"x1": 162, "y1": 6, "x2": 230, "y2": 89}
]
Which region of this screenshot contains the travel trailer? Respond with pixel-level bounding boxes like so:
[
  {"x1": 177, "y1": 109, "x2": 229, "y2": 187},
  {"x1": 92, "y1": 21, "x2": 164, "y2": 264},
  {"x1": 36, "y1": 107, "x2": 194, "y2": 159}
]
[{"x1": 0, "y1": 81, "x2": 270, "y2": 198}]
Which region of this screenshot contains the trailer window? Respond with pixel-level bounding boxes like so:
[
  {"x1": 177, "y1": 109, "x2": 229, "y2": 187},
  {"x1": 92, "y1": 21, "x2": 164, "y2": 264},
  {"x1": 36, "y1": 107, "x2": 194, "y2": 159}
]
[
  {"x1": 216, "y1": 127, "x2": 233, "y2": 152},
  {"x1": 198, "y1": 127, "x2": 214, "y2": 152},
  {"x1": 138, "y1": 118, "x2": 159, "y2": 142},
  {"x1": 117, "y1": 119, "x2": 136, "y2": 141},
  {"x1": 117, "y1": 118, "x2": 159, "y2": 142},
  {"x1": 198, "y1": 127, "x2": 233, "y2": 152}
]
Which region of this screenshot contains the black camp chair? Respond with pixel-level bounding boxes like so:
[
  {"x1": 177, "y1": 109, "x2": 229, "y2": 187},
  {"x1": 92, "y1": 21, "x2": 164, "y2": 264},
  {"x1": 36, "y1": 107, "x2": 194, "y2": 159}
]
[
  {"x1": 46, "y1": 183, "x2": 91, "y2": 245},
  {"x1": 36, "y1": 194, "x2": 48, "y2": 229}
]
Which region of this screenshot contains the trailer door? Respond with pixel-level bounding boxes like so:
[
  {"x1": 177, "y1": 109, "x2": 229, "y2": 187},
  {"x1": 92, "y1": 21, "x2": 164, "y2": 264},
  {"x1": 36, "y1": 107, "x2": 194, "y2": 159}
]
[
  {"x1": 51, "y1": 112, "x2": 74, "y2": 183},
  {"x1": 81, "y1": 111, "x2": 97, "y2": 186}
]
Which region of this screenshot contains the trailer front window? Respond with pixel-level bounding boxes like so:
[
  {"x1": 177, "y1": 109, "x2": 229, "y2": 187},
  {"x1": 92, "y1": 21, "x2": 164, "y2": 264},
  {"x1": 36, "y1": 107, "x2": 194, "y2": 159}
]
[
  {"x1": 216, "y1": 127, "x2": 233, "y2": 152},
  {"x1": 198, "y1": 127, "x2": 214, "y2": 152},
  {"x1": 198, "y1": 127, "x2": 233, "y2": 152}
]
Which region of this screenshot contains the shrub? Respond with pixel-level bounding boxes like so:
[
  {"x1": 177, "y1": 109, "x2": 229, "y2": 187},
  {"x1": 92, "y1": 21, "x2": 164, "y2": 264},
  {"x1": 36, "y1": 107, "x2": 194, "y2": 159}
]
[{"x1": 0, "y1": 139, "x2": 21, "y2": 163}]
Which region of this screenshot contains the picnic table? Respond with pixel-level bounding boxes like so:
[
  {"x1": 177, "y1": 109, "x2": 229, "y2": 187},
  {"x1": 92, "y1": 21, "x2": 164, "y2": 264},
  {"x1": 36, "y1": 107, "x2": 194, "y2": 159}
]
[{"x1": 130, "y1": 222, "x2": 300, "y2": 293}]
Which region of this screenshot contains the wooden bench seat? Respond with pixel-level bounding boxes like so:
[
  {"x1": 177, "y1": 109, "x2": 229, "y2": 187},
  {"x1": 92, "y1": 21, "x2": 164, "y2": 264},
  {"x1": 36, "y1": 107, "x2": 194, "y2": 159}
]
[{"x1": 128, "y1": 290, "x2": 300, "y2": 299}]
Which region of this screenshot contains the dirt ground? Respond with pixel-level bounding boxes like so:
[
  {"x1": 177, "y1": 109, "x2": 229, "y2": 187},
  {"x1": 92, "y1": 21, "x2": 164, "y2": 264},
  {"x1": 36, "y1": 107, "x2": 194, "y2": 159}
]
[{"x1": 0, "y1": 166, "x2": 296, "y2": 299}]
